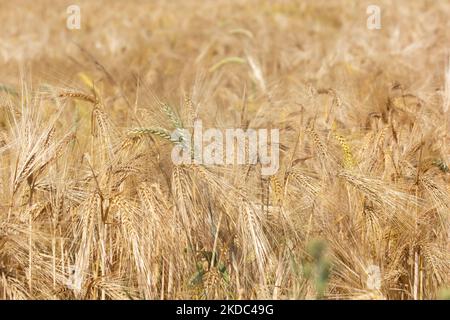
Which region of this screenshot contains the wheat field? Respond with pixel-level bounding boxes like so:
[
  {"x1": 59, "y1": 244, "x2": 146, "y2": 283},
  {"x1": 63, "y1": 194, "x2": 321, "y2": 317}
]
[{"x1": 0, "y1": 0, "x2": 449, "y2": 300}]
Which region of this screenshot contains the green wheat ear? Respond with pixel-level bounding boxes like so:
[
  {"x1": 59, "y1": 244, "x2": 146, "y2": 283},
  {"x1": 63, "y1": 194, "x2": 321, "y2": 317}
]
[
  {"x1": 161, "y1": 103, "x2": 183, "y2": 129},
  {"x1": 129, "y1": 127, "x2": 173, "y2": 141},
  {"x1": 129, "y1": 127, "x2": 189, "y2": 147},
  {"x1": 129, "y1": 102, "x2": 188, "y2": 146}
]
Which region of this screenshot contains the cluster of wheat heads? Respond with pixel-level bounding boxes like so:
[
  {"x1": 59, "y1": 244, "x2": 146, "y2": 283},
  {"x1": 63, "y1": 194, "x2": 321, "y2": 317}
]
[
  {"x1": 0, "y1": 78, "x2": 448, "y2": 300},
  {"x1": 0, "y1": 0, "x2": 449, "y2": 300}
]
